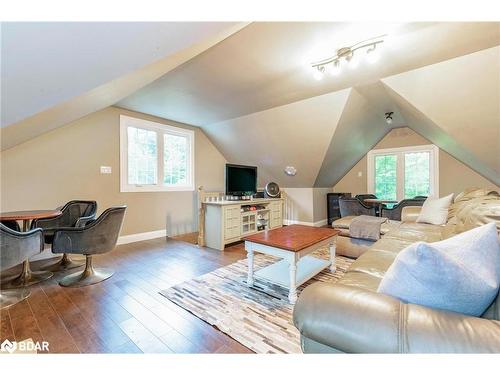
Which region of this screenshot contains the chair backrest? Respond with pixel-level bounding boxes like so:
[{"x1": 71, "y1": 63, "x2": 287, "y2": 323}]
[
  {"x1": 58, "y1": 200, "x2": 98, "y2": 226},
  {"x1": 0, "y1": 224, "x2": 43, "y2": 271},
  {"x1": 32, "y1": 200, "x2": 97, "y2": 229},
  {"x1": 355, "y1": 194, "x2": 377, "y2": 201},
  {"x1": 381, "y1": 199, "x2": 426, "y2": 221},
  {"x1": 339, "y1": 198, "x2": 376, "y2": 217},
  {"x1": 0, "y1": 220, "x2": 20, "y2": 231},
  {"x1": 52, "y1": 206, "x2": 126, "y2": 255}
]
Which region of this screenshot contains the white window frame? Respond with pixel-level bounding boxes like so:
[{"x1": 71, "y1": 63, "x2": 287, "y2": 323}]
[
  {"x1": 367, "y1": 144, "x2": 439, "y2": 200},
  {"x1": 120, "y1": 115, "x2": 195, "y2": 192}
]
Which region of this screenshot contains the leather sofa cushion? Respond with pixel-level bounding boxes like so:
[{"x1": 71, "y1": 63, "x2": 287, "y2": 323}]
[
  {"x1": 337, "y1": 271, "x2": 382, "y2": 292},
  {"x1": 384, "y1": 225, "x2": 442, "y2": 243},
  {"x1": 348, "y1": 249, "x2": 398, "y2": 278},
  {"x1": 454, "y1": 194, "x2": 500, "y2": 234},
  {"x1": 448, "y1": 188, "x2": 499, "y2": 221},
  {"x1": 369, "y1": 237, "x2": 415, "y2": 254},
  {"x1": 332, "y1": 216, "x2": 401, "y2": 235},
  {"x1": 336, "y1": 235, "x2": 372, "y2": 258}
]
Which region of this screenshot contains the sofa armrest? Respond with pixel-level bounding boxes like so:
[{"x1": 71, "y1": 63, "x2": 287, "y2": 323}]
[
  {"x1": 401, "y1": 206, "x2": 422, "y2": 222},
  {"x1": 293, "y1": 283, "x2": 500, "y2": 353}
]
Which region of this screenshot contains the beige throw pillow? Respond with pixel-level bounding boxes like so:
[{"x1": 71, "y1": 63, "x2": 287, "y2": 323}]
[{"x1": 416, "y1": 193, "x2": 454, "y2": 225}]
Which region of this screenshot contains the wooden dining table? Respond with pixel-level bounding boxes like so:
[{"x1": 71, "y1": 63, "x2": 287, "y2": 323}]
[
  {"x1": 0, "y1": 209, "x2": 62, "y2": 287},
  {"x1": 363, "y1": 199, "x2": 399, "y2": 217}
]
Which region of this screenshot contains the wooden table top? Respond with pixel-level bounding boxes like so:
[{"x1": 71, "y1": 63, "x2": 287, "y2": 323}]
[
  {"x1": 0, "y1": 209, "x2": 62, "y2": 221},
  {"x1": 364, "y1": 199, "x2": 399, "y2": 204},
  {"x1": 243, "y1": 225, "x2": 340, "y2": 252}
]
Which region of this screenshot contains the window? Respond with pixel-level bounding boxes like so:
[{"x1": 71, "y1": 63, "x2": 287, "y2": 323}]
[
  {"x1": 120, "y1": 115, "x2": 194, "y2": 192},
  {"x1": 367, "y1": 145, "x2": 438, "y2": 201}
]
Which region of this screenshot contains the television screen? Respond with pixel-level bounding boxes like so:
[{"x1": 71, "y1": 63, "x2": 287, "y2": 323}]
[{"x1": 225, "y1": 164, "x2": 257, "y2": 195}]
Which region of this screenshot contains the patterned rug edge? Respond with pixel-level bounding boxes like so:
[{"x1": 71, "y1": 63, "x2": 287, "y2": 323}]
[{"x1": 159, "y1": 252, "x2": 354, "y2": 354}]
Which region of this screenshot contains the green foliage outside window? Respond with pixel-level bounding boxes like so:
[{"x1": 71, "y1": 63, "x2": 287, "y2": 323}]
[{"x1": 374, "y1": 154, "x2": 397, "y2": 200}]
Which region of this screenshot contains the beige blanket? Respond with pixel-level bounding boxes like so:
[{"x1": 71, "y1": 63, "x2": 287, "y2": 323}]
[{"x1": 349, "y1": 215, "x2": 388, "y2": 241}]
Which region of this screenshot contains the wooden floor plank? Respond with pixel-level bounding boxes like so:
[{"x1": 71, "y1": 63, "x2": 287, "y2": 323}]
[{"x1": 0, "y1": 238, "x2": 250, "y2": 353}]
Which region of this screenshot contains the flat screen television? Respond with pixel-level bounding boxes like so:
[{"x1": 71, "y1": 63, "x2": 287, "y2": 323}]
[{"x1": 225, "y1": 164, "x2": 257, "y2": 196}]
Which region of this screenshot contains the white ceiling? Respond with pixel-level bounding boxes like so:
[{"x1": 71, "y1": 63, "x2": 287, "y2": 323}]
[
  {"x1": 1, "y1": 22, "x2": 237, "y2": 127},
  {"x1": 2, "y1": 22, "x2": 499, "y2": 188},
  {"x1": 118, "y1": 22, "x2": 500, "y2": 126}
]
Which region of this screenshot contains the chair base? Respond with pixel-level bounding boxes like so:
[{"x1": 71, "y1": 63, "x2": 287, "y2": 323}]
[
  {"x1": 59, "y1": 255, "x2": 113, "y2": 287},
  {"x1": 1, "y1": 260, "x2": 53, "y2": 289},
  {"x1": 0, "y1": 289, "x2": 31, "y2": 310},
  {"x1": 38, "y1": 253, "x2": 85, "y2": 272}
]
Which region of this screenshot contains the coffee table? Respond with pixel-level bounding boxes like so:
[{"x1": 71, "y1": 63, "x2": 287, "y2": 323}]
[{"x1": 243, "y1": 225, "x2": 339, "y2": 303}]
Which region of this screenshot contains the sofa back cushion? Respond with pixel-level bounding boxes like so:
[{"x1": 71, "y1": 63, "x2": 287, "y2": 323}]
[
  {"x1": 378, "y1": 222, "x2": 500, "y2": 317},
  {"x1": 454, "y1": 194, "x2": 500, "y2": 234},
  {"x1": 448, "y1": 188, "x2": 499, "y2": 222}
]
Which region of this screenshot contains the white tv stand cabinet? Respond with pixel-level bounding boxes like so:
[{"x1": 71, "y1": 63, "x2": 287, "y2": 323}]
[{"x1": 202, "y1": 198, "x2": 283, "y2": 251}]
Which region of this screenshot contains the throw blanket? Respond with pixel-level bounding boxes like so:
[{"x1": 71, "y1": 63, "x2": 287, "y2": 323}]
[{"x1": 349, "y1": 215, "x2": 388, "y2": 241}]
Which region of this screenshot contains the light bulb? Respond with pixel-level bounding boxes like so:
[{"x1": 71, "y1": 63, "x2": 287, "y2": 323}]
[
  {"x1": 366, "y1": 45, "x2": 380, "y2": 64},
  {"x1": 326, "y1": 60, "x2": 341, "y2": 76},
  {"x1": 313, "y1": 67, "x2": 324, "y2": 81},
  {"x1": 348, "y1": 53, "x2": 360, "y2": 69}
]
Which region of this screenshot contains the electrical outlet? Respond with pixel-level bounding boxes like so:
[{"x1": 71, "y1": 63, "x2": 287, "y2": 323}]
[{"x1": 100, "y1": 166, "x2": 112, "y2": 174}]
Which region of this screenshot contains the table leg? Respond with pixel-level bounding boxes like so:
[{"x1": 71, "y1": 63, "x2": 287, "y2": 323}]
[
  {"x1": 246, "y1": 247, "x2": 254, "y2": 287},
  {"x1": 288, "y1": 261, "x2": 297, "y2": 304},
  {"x1": 329, "y1": 241, "x2": 337, "y2": 273}
]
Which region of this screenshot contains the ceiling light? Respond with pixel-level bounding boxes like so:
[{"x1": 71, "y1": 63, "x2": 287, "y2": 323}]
[
  {"x1": 284, "y1": 166, "x2": 297, "y2": 176},
  {"x1": 385, "y1": 112, "x2": 394, "y2": 124},
  {"x1": 310, "y1": 34, "x2": 386, "y2": 79},
  {"x1": 366, "y1": 44, "x2": 380, "y2": 64},
  {"x1": 313, "y1": 66, "x2": 325, "y2": 80},
  {"x1": 326, "y1": 60, "x2": 341, "y2": 76},
  {"x1": 347, "y1": 52, "x2": 360, "y2": 69}
]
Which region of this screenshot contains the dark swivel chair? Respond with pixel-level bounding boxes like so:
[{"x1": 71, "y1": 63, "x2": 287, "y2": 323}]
[
  {"x1": 339, "y1": 198, "x2": 377, "y2": 217},
  {"x1": 381, "y1": 198, "x2": 426, "y2": 221},
  {"x1": 354, "y1": 194, "x2": 378, "y2": 201},
  {"x1": 31, "y1": 200, "x2": 97, "y2": 271},
  {"x1": 52, "y1": 206, "x2": 126, "y2": 287},
  {"x1": 1, "y1": 224, "x2": 44, "y2": 309},
  {"x1": 0, "y1": 221, "x2": 21, "y2": 231}
]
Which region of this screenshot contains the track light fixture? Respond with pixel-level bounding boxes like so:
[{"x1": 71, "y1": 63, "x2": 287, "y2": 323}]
[
  {"x1": 385, "y1": 112, "x2": 394, "y2": 124},
  {"x1": 311, "y1": 34, "x2": 386, "y2": 80}
]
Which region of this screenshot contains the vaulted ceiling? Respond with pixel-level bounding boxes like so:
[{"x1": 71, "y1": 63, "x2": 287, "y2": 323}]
[
  {"x1": 1, "y1": 22, "x2": 248, "y2": 149},
  {"x1": 2, "y1": 22, "x2": 499, "y2": 187}
]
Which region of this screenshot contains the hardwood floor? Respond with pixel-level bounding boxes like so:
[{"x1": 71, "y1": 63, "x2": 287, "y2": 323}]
[{"x1": 0, "y1": 238, "x2": 253, "y2": 354}]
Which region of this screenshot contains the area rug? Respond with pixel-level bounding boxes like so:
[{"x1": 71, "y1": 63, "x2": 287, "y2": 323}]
[{"x1": 160, "y1": 248, "x2": 354, "y2": 353}]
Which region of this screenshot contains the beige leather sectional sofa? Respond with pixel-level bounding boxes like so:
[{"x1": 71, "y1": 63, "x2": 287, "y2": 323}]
[{"x1": 293, "y1": 188, "x2": 500, "y2": 353}]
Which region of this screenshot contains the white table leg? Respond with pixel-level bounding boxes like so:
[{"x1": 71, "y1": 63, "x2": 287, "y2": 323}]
[
  {"x1": 288, "y1": 261, "x2": 297, "y2": 304},
  {"x1": 246, "y1": 246, "x2": 254, "y2": 286},
  {"x1": 329, "y1": 241, "x2": 337, "y2": 273}
]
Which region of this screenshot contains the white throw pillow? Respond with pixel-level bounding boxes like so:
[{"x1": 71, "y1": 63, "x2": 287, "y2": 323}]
[
  {"x1": 416, "y1": 193, "x2": 454, "y2": 225},
  {"x1": 378, "y1": 222, "x2": 500, "y2": 316}
]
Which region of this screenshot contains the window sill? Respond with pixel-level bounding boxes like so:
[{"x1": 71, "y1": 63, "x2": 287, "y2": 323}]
[{"x1": 120, "y1": 185, "x2": 195, "y2": 193}]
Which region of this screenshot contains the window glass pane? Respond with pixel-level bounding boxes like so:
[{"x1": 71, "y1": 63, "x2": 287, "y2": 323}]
[
  {"x1": 127, "y1": 126, "x2": 157, "y2": 185},
  {"x1": 374, "y1": 154, "x2": 397, "y2": 200},
  {"x1": 164, "y1": 133, "x2": 188, "y2": 185},
  {"x1": 404, "y1": 151, "x2": 430, "y2": 199}
]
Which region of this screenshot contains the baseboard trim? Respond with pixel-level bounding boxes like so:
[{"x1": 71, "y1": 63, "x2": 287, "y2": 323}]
[
  {"x1": 283, "y1": 219, "x2": 328, "y2": 227},
  {"x1": 117, "y1": 229, "x2": 167, "y2": 245}
]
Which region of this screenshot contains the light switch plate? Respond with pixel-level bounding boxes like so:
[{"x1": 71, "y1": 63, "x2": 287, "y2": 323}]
[
  {"x1": 357, "y1": 171, "x2": 363, "y2": 177},
  {"x1": 100, "y1": 166, "x2": 112, "y2": 174}
]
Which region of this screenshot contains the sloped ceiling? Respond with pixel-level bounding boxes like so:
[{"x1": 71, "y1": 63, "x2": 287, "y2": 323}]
[
  {"x1": 0, "y1": 22, "x2": 247, "y2": 150},
  {"x1": 382, "y1": 46, "x2": 500, "y2": 179},
  {"x1": 2, "y1": 22, "x2": 499, "y2": 189},
  {"x1": 314, "y1": 83, "x2": 403, "y2": 187},
  {"x1": 203, "y1": 88, "x2": 351, "y2": 187},
  {"x1": 118, "y1": 22, "x2": 500, "y2": 126}
]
